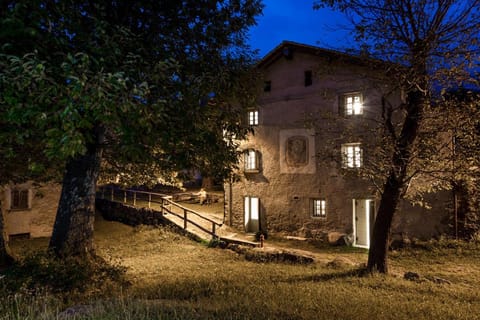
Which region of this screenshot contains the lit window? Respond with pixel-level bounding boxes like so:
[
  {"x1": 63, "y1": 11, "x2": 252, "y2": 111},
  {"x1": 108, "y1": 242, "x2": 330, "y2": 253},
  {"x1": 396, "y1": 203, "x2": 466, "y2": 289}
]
[
  {"x1": 244, "y1": 149, "x2": 259, "y2": 171},
  {"x1": 10, "y1": 189, "x2": 30, "y2": 210},
  {"x1": 247, "y1": 110, "x2": 258, "y2": 126},
  {"x1": 342, "y1": 143, "x2": 362, "y2": 168},
  {"x1": 312, "y1": 199, "x2": 326, "y2": 218},
  {"x1": 343, "y1": 93, "x2": 363, "y2": 115}
]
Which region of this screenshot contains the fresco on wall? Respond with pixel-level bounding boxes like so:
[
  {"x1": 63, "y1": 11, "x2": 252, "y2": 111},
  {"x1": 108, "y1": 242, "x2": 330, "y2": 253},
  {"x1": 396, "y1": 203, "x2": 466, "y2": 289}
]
[
  {"x1": 286, "y1": 136, "x2": 308, "y2": 167},
  {"x1": 279, "y1": 129, "x2": 315, "y2": 174}
]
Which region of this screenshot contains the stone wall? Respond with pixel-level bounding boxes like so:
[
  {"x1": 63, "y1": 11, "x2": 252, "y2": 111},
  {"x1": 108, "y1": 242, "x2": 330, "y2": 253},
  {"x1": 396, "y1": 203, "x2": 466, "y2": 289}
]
[
  {"x1": 95, "y1": 198, "x2": 204, "y2": 242},
  {"x1": 226, "y1": 43, "x2": 451, "y2": 244},
  {"x1": 95, "y1": 198, "x2": 169, "y2": 227}
]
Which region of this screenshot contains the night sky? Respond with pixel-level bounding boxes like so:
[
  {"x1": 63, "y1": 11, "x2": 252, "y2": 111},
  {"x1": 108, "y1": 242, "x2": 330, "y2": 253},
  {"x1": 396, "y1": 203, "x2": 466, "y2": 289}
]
[{"x1": 248, "y1": 0, "x2": 353, "y2": 58}]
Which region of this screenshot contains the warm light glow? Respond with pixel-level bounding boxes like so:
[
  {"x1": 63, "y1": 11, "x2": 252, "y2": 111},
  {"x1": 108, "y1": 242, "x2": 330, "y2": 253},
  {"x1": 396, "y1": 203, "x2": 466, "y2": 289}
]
[
  {"x1": 345, "y1": 94, "x2": 363, "y2": 115},
  {"x1": 245, "y1": 149, "x2": 257, "y2": 170},
  {"x1": 248, "y1": 110, "x2": 259, "y2": 125},
  {"x1": 250, "y1": 197, "x2": 259, "y2": 219},
  {"x1": 313, "y1": 199, "x2": 326, "y2": 217},
  {"x1": 342, "y1": 143, "x2": 362, "y2": 168}
]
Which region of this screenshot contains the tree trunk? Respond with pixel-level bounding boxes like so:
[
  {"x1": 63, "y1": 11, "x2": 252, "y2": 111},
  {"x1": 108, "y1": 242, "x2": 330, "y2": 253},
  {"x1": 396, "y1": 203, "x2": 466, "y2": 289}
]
[
  {"x1": 366, "y1": 173, "x2": 402, "y2": 273},
  {"x1": 0, "y1": 202, "x2": 15, "y2": 267},
  {"x1": 49, "y1": 127, "x2": 104, "y2": 258},
  {"x1": 367, "y1": 86, "x2": 426, "y2": 273}
]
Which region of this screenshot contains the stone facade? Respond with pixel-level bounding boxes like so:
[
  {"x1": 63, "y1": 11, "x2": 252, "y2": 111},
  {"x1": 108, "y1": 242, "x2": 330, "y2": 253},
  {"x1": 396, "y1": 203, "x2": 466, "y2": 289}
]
[
  {"x1": 1, "y1": 182, "x2": 60, "y2": 239},
  {"x1": 225, "y1": 41, "x2": 450, "y2": 247}
]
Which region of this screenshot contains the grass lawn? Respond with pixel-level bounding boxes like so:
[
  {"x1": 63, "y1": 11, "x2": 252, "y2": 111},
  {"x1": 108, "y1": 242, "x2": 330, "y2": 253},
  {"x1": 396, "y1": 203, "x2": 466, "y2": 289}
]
[{"x1": 3, "y1": 215, "x2": 480, "y2": 319}]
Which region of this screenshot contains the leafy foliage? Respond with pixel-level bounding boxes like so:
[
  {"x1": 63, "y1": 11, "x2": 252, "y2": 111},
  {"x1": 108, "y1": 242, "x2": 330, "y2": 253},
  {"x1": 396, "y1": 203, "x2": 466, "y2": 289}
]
[
  {"x1": 1, "y1": 1, "x2": 263, "y2": 257},
  {"x1": 314, "y1": 0, "x2": 480, "y2": 273},
  {"x1": 0, "y1": 1, "x2": 263, "y2": 185}
]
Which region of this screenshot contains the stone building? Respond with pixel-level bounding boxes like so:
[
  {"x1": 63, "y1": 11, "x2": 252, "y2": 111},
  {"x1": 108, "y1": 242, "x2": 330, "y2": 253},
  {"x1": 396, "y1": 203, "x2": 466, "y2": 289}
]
[
  {"x1": 224, "y1": 41, "x2": 450, "y2": 248},
  {"x1": 1, "y1": 182, "x2": 60, "y2": 239}
]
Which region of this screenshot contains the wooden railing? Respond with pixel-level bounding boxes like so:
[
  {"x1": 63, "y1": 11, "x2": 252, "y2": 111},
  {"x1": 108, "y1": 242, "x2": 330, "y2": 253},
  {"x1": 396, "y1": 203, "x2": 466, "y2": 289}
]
[{"x1": 97, "y1": 186, "x2": 222, "y2": 239}]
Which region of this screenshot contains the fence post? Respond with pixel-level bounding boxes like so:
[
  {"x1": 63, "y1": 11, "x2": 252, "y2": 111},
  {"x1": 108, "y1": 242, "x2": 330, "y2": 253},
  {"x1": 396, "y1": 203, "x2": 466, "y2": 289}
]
[
  {"x1": 212, "y1": 222, "x2": 216, "y2": 238},
  {"x1": 123, "y1": 190, "x2": 127, "y2": 203},
  {"x1": 101, "y1": 187, "x2": 105, "y2": 199},
  {"x1": 133, "y1": 191, "x2": 137, "y2": 206},
  {"x1": 148, "y1": 194, "x2": 151, "y2": 208},
  {"x1": 183, "y1": 209, "x2": 187, "y2": 230},
  {"x1": 111, "y1": 188, "x2": 114, "y2": 201}
]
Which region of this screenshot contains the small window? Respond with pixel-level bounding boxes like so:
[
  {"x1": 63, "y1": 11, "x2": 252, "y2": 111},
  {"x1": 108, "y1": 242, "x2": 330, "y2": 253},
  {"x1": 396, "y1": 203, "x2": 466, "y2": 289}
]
[
  {"x1": 341, "y1": 143, "x2": 363, "y2": 168},
  {"x1": 247, "y1": 110, "x2": 259, "y2": 126},
  {"x1": 244, "y1": 149, "x2": 260, "y2": 172},
  {"x1": 341, "y1": 93, "x2": 363, "y2": 115},
  {"x1": 312, "y1": 199, "x2": 326, "y2": 218},
  {"x1": 304, "y1": 70, "x2": 312, "y2": 87},
  {"x1": 10, "y1": 189, "x2": 30, "y2": 210},
  {"x1": 264, "y1": 81, "x2": 271, "y2": 92}
]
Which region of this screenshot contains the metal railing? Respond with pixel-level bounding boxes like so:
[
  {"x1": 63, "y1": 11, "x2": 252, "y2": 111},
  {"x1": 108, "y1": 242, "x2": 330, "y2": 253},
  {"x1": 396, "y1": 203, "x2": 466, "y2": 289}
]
[{"x1": 97, "y1": 186, "x2": 222, "y2": 239}]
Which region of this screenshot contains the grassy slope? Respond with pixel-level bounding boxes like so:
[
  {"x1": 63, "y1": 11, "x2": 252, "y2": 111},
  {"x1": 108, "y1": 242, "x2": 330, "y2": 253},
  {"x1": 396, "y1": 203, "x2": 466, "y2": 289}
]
[{"x1": 5, "y1": 215, "x2": 480, "y2": 320}]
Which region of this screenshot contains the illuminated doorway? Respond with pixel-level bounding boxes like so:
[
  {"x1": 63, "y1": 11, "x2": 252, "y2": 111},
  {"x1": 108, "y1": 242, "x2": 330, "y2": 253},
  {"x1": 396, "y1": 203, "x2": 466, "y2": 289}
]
[
  {"x1": 353, "y1": 199, "x2": 375, "y2": 248},
  {"x1": 244, "y1": 196, "x2": 260, "y2": 233}
]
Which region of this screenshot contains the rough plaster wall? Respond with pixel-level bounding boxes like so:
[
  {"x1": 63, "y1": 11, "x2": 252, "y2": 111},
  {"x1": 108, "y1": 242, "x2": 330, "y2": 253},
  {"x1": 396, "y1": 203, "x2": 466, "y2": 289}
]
[
  {"x1": 229, "y1": 48, "x2": 450, "y2": 240},
  {"x1": 230, "y1": 51, "x2": 384, "y2": 237}
]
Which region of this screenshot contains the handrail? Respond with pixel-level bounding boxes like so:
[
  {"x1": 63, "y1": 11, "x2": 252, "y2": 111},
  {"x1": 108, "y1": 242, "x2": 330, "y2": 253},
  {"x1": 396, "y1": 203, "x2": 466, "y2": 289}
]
[
  {"x1": 97, "y1": 186, "x2": 222, "y2": 239},
  {"x1": 161, "y1": 196, "x2": 220, "y2": 226}
]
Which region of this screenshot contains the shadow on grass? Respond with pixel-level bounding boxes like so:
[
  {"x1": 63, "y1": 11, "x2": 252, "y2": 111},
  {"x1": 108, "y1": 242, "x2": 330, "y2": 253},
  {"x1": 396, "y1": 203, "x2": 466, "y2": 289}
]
[{"x1": 284, "y1": 267, "x2": 367, "y2": 283}]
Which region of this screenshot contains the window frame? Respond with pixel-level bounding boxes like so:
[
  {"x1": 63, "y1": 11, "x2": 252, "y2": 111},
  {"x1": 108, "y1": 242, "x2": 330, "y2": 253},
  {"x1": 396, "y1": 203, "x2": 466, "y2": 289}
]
[
  {"x1": 341, "y1": 92, "x2": 363, "y2": 116},
  {"x1": 244, "y1": 149, "x2": 260, "y2": 173},
  {"x1": 9, "y1": 188, "x2": 31, "y2": 211},
  {"x1": 247, "y1": 109, "x2": 259, "y2": 126},
  {"x1": 311, "y1": 199, "x2": 327, "y2": 218},
  {"x1": 341, "y1": 143, "x2": 363, "y2": 168}
]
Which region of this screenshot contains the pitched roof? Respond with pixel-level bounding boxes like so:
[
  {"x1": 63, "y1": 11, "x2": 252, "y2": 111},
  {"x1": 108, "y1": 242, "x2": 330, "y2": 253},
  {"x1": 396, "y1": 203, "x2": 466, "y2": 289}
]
[{"x1": 257, "y1": 40, "x2": 390, "y2": 69}]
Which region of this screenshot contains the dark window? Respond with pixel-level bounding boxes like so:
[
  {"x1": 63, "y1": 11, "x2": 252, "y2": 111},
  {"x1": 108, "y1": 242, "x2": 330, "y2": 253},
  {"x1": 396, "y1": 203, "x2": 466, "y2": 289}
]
[
  {"x1": 264, "y1": 81, "x2": 271, "y2": 92},
  {"x1": 11, "y1": 189, "x2": 29, "y2": 210},
  {"x1": 304, "y1": 70, "x2": 312, "y2": 87},
  {"x1": 282, "y1": 47, "x2": 293, "y2": 60}
]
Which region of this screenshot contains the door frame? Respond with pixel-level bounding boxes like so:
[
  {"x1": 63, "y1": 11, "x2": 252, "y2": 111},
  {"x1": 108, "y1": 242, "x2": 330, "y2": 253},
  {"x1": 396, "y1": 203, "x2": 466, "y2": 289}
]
[
  {"x1": 244, "y1": 196, "x2": 260, "y2": 233},
  {"x1": 352, "y1": 198, "x2": 375, "y2": 248}
]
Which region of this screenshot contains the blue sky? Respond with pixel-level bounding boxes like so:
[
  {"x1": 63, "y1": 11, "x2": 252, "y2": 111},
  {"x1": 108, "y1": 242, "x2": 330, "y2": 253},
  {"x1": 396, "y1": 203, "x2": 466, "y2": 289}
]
[{"x1": 248, "y1": 0, "x2": 354, "y2": 57}]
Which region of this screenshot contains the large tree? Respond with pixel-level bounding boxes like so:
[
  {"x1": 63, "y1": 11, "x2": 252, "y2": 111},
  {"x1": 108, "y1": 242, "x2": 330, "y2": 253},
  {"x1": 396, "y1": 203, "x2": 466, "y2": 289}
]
[
  {"x1": 314, "y1": 0, "x2": 480, "y2": 273},
  {"x1": 1, "y1": 1, "x2": 262, "y2": 258},
  {"x1": 436, "y1": 89, "x2": 480, "y2": 240}
]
